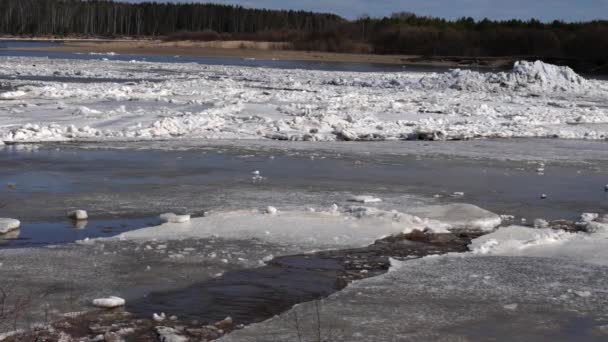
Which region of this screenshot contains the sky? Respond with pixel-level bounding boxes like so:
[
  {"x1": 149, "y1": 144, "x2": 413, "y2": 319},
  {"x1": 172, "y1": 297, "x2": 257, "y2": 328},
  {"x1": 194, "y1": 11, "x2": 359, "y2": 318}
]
[{"x1": 127, "y1": 0, "x2": 608, "y2": 21}]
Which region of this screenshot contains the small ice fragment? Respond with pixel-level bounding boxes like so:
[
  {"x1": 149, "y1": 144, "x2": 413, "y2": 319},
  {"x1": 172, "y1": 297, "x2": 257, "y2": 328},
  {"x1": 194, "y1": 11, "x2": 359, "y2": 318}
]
[
  {"x1": 92, "y1": 296, "x2": 125, "y2": 308},
  {"x1": 451, "y1": 192, "x2": 465, "y2": 197},
  {"x1": 251, "y1": 170, "x2": 260, "y2": 176},
  {"x1": 169, "y1": 315, "x2": 178, "y2": 321},
  {"x1": 160, "y1": 213, "x2": 191, "y2": 223},
  {"x1": 533, "y1": 219, "x2": 549, "y2": 228},
  {"x1": 540, "y1": 194, "x2": 547, "y2": 199},
  {"x1": 153, "y1": 312, "x2": 166, "y2": 322},
  {"x1": 265, "y1": 206, "x2": 278, "y2": 215},
  {"x1": 536, "y1": 168, "x2": 545, "y2": 173},
  {"x1": 0, "y1": 218, "x2": 20, "y2": 234},
  {"x1": 574, "y1": 291, "x2": 592, "y2": 298},
  {"x1": 329, "y1": 203, "x2": 339, "y2": 214},
  {"x1": 605, "y1": 184, "x2": 608, "y2": 192},
  {"x1": 503, "y1": 304, "x2": 518, "y2": 310},
  {"x1": 68, "y1": 210, "x2": 88, "y2": 221},
  {"x1": 349, "y1": 195, "x2": 382, "y2": 203}
]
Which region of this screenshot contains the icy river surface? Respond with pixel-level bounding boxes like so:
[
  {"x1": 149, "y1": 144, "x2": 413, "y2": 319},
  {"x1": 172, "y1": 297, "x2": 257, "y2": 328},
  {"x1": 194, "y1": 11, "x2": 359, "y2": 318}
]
[{"x1": 0, "y1": 54, "x2": 608, "y2": 341}]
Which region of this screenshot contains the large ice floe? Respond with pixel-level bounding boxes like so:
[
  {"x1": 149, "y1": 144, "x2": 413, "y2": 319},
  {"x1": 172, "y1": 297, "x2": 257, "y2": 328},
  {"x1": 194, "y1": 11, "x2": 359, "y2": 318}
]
[
  {"x1": 1, "y1": 57, "x2": 607, "y2": 143},
  {"x1": 220, "y1": 216, "x2": 608, "y2": 341},
  {"x1": 106, "y1": 203, "x2": 502, "y2": 249},
  {"x1": 0, "y1": 202, "x2": 501, "y2": 331}
]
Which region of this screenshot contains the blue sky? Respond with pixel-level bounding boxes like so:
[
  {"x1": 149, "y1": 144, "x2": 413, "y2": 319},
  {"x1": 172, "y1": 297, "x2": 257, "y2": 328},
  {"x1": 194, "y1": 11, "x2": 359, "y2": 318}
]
[{"x1": 128, "y1": 0, "x2": 608, "y2": 21}]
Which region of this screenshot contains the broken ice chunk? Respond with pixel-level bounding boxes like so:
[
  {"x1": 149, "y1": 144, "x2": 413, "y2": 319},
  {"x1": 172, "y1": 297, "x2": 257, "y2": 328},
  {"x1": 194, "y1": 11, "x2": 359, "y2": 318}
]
[
  {"x1": 92, "y1": 296, "x2": 125, "y2": 308},
  {"x1": 153, "y1": 312, "x2": 166, "y2": 322},
  {"x1": 68, "y1": 210, "x2": 88, "y2": 221},
  {"x1": 348, "y1": 195, "x2": 382, "y2": 204},
  {"x1": 0, "y1": 218, "x2": 20, "y2": 234}
]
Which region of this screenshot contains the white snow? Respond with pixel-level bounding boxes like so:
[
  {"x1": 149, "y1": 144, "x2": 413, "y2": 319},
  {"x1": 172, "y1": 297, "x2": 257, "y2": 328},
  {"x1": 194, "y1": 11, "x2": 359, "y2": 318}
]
[
  {"x1": 67, "y1": 210, "x2": 88, "y2": 220},
  {"x1": 0, "y1": 218, "x2": 20, "y2": 234},
  {"x1": 1, "y1": 58, "x2": 607, "y2": 144},
  {"x1": 91, "y1": 296, "x2": 125, "y2": 308}
]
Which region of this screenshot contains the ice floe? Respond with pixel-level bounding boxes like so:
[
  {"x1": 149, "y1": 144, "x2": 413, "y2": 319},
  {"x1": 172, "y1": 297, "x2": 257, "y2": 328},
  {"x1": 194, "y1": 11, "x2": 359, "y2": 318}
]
[{"x1": 103, "y1": 204, "x2": 502, "y2": 249}]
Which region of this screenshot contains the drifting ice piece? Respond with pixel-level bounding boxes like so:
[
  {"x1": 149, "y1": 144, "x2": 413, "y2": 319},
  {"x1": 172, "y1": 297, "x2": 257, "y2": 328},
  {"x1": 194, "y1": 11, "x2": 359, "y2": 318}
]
[
  {"x1": 68, "y1": 210, "x2": 88, "y2": 220},
  {"x1": 92, "y1": 296, "x2": 125, "y2": 308},
  {"x1": 0, "y1": 218, "x2": 20, "y2": 234},
  {"x1": 160, "y1": 213, "x2": 191, "y2": 223},
  {"x1": 349, "y1": 195, "x2": 382, "y2": 204}
]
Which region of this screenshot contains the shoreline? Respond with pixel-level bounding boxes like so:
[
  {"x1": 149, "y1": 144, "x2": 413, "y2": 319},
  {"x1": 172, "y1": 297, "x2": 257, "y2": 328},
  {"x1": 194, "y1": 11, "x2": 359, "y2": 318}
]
[{"x1": 4, "y1": 39, "x2": 516, "y2": 69}]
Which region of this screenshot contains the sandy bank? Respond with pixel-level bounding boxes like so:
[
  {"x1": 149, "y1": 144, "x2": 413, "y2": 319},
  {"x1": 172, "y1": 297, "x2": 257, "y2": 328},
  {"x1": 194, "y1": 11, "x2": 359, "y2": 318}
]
[{"x1": 11, "y1": 39, "x2": 514, "y2": 68}]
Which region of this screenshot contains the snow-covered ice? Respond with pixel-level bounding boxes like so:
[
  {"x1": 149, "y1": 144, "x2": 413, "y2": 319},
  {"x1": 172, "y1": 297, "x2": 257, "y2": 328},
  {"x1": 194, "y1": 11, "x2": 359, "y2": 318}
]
[
  {"x1": 107, "y1": 204, "x2": 502, "y2": 249},
  {"x1": 220, "y1": 255, "x2": 608, "y2": 341},
  {"x1": 1, "y1": 58, "x2": 607, "y2": 144}
]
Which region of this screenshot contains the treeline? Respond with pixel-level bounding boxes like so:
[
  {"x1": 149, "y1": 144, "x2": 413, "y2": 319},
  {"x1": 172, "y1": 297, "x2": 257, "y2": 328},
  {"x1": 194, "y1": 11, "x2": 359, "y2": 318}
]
[
  {"x1": 363, "y1": 14, "x2": 608, "y2": 60},
  {"x1": 0, "y1": 0, "x2": 342, "y2": 36},
  {"x1": 1, "y1": 0, "x2": 607, "y2": 64}
]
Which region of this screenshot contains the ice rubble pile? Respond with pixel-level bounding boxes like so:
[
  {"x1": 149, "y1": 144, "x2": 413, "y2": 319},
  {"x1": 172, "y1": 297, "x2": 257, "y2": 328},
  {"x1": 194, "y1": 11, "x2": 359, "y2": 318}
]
[
  {"x1": 470, "y1": 213, "x2": 608, "y2": 266},
  {"x1": 425, "y1": 60, "x2": 589, "y2": 93},
  {"x1": 324, "y1": 61, "x2": 589, "y2": 93},
  {"x1": 0, "y1": 57, "x2": 606, "y2": 144}
]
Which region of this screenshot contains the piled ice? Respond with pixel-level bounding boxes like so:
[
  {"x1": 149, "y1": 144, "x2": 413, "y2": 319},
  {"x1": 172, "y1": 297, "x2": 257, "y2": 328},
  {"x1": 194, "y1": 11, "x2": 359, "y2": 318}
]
[
  {"x1": 434, "y1": 60, "x2": 589, "y2": 93},
  {"x1": 1, "y1": 57, "x2": 607, "y2": 144}
]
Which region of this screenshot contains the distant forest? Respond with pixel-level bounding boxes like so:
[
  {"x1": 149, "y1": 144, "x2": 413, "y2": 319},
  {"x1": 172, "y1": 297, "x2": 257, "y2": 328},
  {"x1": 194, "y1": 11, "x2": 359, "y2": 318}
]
[{"x1": 1, "y1": 0, "x2": 608, "y2": 63}]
